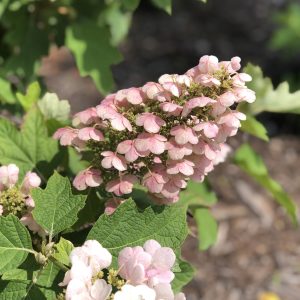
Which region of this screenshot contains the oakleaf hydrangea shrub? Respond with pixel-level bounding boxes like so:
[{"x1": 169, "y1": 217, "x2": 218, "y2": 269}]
[
  {"x1": 54, "y1": 55, "x2": 255, "y2": 207},
  {"x1": 59, "y1": 239, "x2": 184, "y2": 300},
  {"x1": 0, "y1": 55, "x2": 265, "y2": 300}
]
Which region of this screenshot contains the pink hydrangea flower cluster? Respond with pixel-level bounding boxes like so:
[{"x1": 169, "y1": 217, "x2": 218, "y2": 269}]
[
  {"x1": 0, "y1": 164, "x2": 44, "y2": 235},
  {"x1": 60, "y1": 239, "x2": 185, "y2": 300},
  {"x1": 116, "y1": 239, "x2": 185, "y2": 300},
  {"x1": 54, "y1": 55, "x2": 255, "y2": 205}
]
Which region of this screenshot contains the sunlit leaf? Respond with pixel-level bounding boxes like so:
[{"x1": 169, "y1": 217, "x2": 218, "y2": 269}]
[
  {"x1": 240, "y1": 115, "x2": 269, "y2": 141},
  {"x1": 0, "y1": 77, "x2": 16, "y2": 104},
  {"x1": 88, "y1": 199, "x2": 188, "y2": 266},
  {"x1": 66, "y1": 20, "x2": 122, "y2": 94},
  {"x1": 242, "y1": 64, "x2": 300, "y2": 115},
  {"x1": 0, "y1": 108, "x2": 58, "y2": 179},
  {"x1": 32, "y1": 172, "x2": 86, "y2": 239},
  {"x1": 16, "y1": 81, "x2": 41, "y2": 111}
]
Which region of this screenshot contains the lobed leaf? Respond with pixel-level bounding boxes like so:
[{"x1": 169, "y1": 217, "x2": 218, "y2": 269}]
[
  {"x1": 32, "y1": 172, "x2": 86, "y2": 240},
  {"x1": 0, "y1": 108, "x2": 58, "y2": 179},
  {"x1": 242, "y1": 64, "x2": 300, "y2": 115},
  {"x1": 66, "y1": 20, "x2": 122, "y2": 95},
  {"x1": 87, "y1": 198, "x2": 188, "y2": 266},
  {"x1": 102, "y1": 3, "x2": 132, "y2": 46}
]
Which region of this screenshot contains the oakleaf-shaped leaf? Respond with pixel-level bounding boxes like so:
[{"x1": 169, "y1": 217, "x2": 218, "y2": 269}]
[
  {"x1": 102, "y1": 3, "x2": 132, "y2": 46},
  {"x1": 87, "y1": 199, "x2": 188, "y2": 265},
  {"x1": 32, "y1": 172, "x2": 86, "y2": 240},
  {"x1": 242, "y1": 64, "x2": 300, "y2": 115},
  {"x1": 0, "y1": 215, "x2": 33, "y2": 273},
  {"x1": 0, "y1": 108, "x2": 58, "y2": 179},
  {"x1": 234, "y1": 143, "x2": 297, "y2": 223},
  {"x1": 66, "y1": 21, "x2": 122, "y2": 94}
]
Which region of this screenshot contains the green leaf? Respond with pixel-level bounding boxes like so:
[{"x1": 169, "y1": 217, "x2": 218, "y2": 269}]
[
  {"x1": 2, "y1": 256, "x2": 63, "y2": 298},
  {"x1": 103, "y1": 3, "x2": 132, "y2": 45},
  {"x1": 3, "y1": 11, "x2": 49, "y2": 80},
  {"x1": 34, "y1": 262, "x2": 63, "y2": 289},
  {"x1": 242, "y1": 64, "x2": 300, "y2": 115},
  {"x1": 0, "y1": 77, "x2": 16, "y2": 104},
  {"x1": 52, "y1": 238, "x2": 74, "y2": 267},
  {"x1": 0, "y1": 0, "x2": 9, "y2": 18},
  {"x1": 0, "y1": 281, "x2": 28, "y2": 300},
  {"x1": 32, "y1": 172, "x2": 86, "y2": 239},
  {"x1": 38, "y1": 93, "x2": 70, "y2": 123},
  {"x1": 0, "y1": 108, "x2": 58, "y2": 179},
  {"x1": 240, "y1": 115, "x2": 269, "y2": 141},
  {"x1": 122, "y1": 0, "x2": 140, "y2": 10},
  {"x1": 26, "y1": 285, "x2": 57, "y2": 300},
  {"x1": 172, "y1": 259, "x2": 195, "y2": 293},
  {"x1": 151, "y1": 0, "x2": 172, "y2": 14},
  {"x1": 67, "y1": 148, "x2": 90, "y2": 175},
  {"x1": 0, "y1": 215, "x2": 33, "y2": 273},
  {"x1": 270, "y1": 4, "x2": 300, "y2": 55},
  {"x1": 234, "y1": 143, "x2": 297, "y2": 223},
  {"x1": 179, "y1": 181, "x2": 217, "y2": 207},
  {"x1": 194, "y1": 207, "x2": 218, "y2": 250},
  {"x1": 178, "y1": 181, "x2": 218, "y2": 250},
  {"x1": 88, "y1": 199, "x2": 188, "y2": 266},
  {"x1": 66, "y1": 20, "x2": 122, "y2": 94},
  {"x1": 16, "y1": 81, "x2": 41, "y2": 112},
  {"x1": 72, "y1": 189, "x2": 105, "y2": 231},
  {"x1": 2, "y1": 256, "x2": 39, "y2": 281}
]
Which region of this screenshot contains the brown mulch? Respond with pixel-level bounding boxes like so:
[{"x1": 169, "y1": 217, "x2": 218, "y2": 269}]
[{"x1": 182, "y1": 137, "x2": 300, "y2": 300}]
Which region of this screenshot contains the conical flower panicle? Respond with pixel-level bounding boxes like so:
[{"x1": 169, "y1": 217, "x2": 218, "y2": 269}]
[{"x1": 54, "y1": 55, "x2": 255, "y2": 205}]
